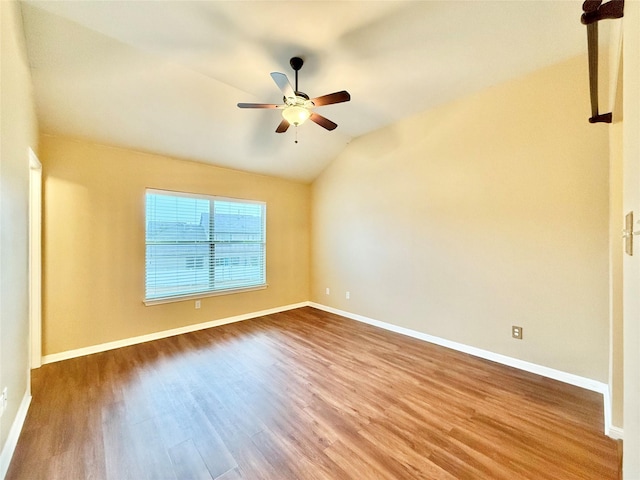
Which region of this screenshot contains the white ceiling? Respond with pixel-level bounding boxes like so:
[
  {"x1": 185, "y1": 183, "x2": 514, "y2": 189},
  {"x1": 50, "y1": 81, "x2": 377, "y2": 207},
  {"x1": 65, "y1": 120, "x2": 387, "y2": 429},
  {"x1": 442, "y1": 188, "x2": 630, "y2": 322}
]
[{"x1": 21, "y1": 1, "x2": 590, "y2": 182}]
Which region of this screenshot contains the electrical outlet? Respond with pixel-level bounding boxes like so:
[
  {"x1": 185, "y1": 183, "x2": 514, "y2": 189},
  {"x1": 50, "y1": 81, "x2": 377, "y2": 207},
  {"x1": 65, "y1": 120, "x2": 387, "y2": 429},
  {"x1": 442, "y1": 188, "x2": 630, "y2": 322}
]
[
  {"x1": 325, "y1": 287, "x2": 330, "y2": 295},
  {"x1": 346, "y1": 291, "x2": 350, "y2": 300},
  {"x1": 512, "y1": 326, "x2": 523, "y2": 340},
  {"x1": 195, "y1": 300, "x2": 201, "y2": 309}
]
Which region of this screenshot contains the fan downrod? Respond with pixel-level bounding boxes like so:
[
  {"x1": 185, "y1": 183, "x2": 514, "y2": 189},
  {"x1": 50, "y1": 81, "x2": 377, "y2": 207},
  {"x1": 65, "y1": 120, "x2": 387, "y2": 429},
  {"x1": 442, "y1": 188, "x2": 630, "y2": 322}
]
[{"x1": 289, "y1": 57, "x2": 304, "y2": 94}]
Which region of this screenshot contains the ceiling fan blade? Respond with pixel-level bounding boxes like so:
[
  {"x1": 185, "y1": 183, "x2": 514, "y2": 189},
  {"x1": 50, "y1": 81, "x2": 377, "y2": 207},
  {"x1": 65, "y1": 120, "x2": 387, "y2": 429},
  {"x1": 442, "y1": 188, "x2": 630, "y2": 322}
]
[
  {"x1": 311, "y1": 90, "x2": 351, "y2": 107},
  {"x1": 310, "y1": 113, "x2": 337, "y2": 131},
  {"x1": 275, "y1": 119, "x2": 290, "y2": 133},
  {"x1": 271, "y1": 72, "x2": 296, "y2": 99},
  {"x1": 237, "y1": 103, "x2": 283, "y2": 109}
]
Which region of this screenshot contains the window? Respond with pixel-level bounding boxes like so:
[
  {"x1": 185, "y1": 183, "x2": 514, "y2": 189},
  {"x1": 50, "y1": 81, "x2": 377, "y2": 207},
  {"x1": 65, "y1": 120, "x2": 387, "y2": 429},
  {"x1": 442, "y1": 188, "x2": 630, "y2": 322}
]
[{"x1": 145, "y1": 189, "x2": 266, "y2": 304}]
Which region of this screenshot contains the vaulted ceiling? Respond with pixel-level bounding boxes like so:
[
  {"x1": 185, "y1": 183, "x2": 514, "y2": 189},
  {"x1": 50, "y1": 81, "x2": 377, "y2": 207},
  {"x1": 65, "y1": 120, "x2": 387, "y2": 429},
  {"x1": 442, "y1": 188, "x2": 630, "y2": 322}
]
[{"x1": 21, "y1": 1, "x2": 591, "y2": 182}]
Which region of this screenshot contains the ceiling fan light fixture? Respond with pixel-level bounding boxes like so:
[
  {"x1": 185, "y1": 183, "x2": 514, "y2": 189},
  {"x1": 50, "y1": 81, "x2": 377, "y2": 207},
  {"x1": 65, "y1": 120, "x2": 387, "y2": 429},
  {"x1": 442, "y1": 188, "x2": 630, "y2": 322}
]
[{"x1": 282, "y1": 105, "x2": 311, "y2": 126}]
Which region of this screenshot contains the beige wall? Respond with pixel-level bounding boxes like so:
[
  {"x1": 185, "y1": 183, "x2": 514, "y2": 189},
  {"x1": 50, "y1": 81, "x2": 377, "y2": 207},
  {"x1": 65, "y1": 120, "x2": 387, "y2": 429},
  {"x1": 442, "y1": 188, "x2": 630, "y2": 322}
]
[
  {"x1": 0, "y1": 0, "x2": 39, "y2": 462},
  {"x1": 609, "y1": 67, "x2": 624, "y2": 430},
  {"x1": 311, "y1": 55, "x2": 611, "y2": 382},
  {"x1": 40, "y1": 136, "x2": 310, "y2": 356}
]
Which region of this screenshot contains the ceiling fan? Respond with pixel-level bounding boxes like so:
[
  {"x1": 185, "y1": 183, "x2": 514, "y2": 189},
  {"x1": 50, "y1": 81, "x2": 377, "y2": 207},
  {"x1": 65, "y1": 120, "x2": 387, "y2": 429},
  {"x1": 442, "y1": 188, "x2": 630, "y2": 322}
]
[{"x1": 237, "y1": 57, "x2": 351, "y2": 134}]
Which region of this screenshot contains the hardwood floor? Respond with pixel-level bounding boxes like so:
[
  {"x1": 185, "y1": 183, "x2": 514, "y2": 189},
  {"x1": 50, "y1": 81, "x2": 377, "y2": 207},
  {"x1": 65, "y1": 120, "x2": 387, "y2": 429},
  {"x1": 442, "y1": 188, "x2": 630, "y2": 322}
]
[{"x1": 8, "y1": 307, "x2": 621, "y2": 479}]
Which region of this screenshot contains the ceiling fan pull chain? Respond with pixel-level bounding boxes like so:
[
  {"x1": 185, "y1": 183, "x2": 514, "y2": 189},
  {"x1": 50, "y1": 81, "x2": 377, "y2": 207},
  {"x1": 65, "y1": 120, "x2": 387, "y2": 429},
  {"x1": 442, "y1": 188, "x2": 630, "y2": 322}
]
[{"x1": 295, "y1": 126, "x2": 299, "y2": 144}]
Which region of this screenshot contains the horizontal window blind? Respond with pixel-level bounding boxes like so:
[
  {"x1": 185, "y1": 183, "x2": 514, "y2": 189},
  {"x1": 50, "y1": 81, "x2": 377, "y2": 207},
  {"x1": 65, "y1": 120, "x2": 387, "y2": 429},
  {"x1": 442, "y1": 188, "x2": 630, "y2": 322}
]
[{"x1": 145, "y1": 190, "x2": 266, "y2": 302}]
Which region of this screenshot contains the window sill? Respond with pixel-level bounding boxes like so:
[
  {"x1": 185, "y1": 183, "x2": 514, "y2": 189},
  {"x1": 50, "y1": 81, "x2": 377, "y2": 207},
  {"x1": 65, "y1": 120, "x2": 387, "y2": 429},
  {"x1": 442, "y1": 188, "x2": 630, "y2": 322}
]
[{"x1": 143, "y1": 284, "x2": 268, "y2": 306}]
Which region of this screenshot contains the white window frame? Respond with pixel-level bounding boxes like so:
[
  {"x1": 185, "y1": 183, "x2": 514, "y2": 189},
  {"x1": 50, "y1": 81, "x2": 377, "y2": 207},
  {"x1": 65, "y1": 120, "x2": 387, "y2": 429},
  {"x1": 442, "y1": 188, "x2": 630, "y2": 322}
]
[{"x1": 144, "y1": 189, "x2": 267, "y2": 306}]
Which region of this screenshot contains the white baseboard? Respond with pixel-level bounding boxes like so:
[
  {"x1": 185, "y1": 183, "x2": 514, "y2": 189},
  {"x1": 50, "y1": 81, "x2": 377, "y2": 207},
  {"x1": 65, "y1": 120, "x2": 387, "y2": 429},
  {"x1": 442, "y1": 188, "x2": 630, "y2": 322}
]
[
  {"x1": 608, "y1": 425, "x2": 624, "y2": 440},
  {"x1": 42, "y1": 302, "x2": 308, "y2": 365},
  {"x1": 308, "y1": 302, "x2": 617, "y2": 438},
  {"x1": 0, "y1": 390, "x2": 32, "y2": 480}
]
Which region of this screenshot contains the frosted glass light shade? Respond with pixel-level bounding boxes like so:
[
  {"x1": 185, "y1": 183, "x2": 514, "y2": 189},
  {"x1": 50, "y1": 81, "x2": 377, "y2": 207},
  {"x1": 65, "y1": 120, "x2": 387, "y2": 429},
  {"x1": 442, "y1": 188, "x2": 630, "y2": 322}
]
[{"x1": 282, "y1": 105, "x2": 311, "y2": 126}]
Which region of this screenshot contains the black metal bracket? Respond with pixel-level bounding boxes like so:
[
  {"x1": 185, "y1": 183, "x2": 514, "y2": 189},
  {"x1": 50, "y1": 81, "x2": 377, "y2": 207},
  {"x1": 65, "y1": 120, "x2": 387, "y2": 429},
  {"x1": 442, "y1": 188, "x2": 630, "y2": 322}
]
[
  {"x1": 589, "y1": 113, "x2": 613, "y2": 124},
  {"x1": 581, "y1": 0, "x2": 624, "y2": 25},
  {"x1": 581, "y1": 0, "x2": 624, "y2": 124}
]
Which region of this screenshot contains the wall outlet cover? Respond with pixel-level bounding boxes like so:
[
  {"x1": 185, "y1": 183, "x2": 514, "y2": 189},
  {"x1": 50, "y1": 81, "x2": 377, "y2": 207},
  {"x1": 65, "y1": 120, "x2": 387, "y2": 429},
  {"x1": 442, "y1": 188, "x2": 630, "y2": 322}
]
[{"x1": 512, "y1": 326, "x2": 523, "y2": 339}]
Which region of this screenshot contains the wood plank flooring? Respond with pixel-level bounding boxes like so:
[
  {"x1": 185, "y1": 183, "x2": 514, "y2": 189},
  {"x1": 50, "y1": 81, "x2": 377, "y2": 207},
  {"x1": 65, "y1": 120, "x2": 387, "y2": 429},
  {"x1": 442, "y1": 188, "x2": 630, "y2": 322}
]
[{"x1": 7, "y1": 307, "x2": 621, "y2": 479}]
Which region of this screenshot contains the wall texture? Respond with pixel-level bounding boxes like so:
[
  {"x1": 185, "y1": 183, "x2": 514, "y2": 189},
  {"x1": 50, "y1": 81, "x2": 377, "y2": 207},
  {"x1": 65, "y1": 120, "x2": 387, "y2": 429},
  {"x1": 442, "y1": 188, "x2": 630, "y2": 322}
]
[
  {"x1": 609, "y1": 79, "x2": 623, "y2": 430},
  {"x1": 40, "y1": 136, "x2": 310, "y2": 356},
  {"x1": 311, "y1": 55, "x2": 611, "y2": 383},
  {"x1": 0, "y1": 0, "x2": 39, "y2": 464}
]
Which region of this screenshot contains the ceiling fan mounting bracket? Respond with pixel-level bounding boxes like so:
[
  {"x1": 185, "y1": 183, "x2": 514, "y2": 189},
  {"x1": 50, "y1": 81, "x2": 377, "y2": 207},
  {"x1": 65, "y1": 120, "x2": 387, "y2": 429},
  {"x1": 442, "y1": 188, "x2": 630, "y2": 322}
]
[{"x1": 290, "y1": 57, "x2": 304, "y2": 71}]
